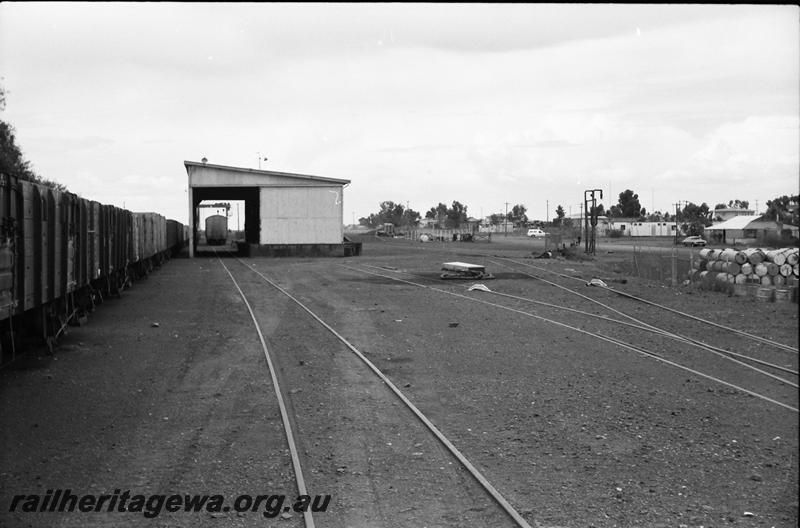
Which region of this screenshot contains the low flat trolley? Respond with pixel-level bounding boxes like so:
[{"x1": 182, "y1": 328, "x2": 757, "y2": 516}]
[{"x1": 441, "y1": 261, "x2": 494, "y2": 280}]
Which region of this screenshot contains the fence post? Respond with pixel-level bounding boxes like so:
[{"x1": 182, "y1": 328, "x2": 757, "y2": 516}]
[{"x1": 671, "y1": 247, "x2": 677, "y2": 287}]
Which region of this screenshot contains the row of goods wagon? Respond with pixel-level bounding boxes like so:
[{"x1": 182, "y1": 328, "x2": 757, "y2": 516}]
[{"x1": 0, "y1": 173, "x2": 189, "y2": 362}]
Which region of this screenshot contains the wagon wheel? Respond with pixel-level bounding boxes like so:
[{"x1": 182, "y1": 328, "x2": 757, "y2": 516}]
[
  {"x1": 42, "y1": 305, "x2": 59, "y2": 355},
  {"x1": 93, "y1": 287, "x2": 103, "y2": 307},
  {"x1": 45, "y1": 335, "x2": 56, "y2": 355}
]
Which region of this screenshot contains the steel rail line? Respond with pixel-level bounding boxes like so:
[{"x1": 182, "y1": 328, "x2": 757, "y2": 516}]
[
  {"x1": 482, "y1": 260, "x2": 799, "y2": 385},
  {"x1": 499, "y1": 257, "x2": 799, "y2": 354},
  {"x1": 362, "y1": 245, "x2": 799, "y2": 376},
  {"x1": 339, "y1": 264, "x2": 798, "y2": 413},
  {"x1": 472, "y1": 282, "x2": 797, "y2": 386},
  {"x1": 234, "y1": 258, "x2": 534, "y2": 528},
  {"x1": 359, "y1": 241, "x2": 798, "y2": 353},
  {"x1": 216, "y1": 254, "x2": 316, "y2": 528},
  {"x1": 363, "y1": 263, "x2": 799, "y2": 382}
]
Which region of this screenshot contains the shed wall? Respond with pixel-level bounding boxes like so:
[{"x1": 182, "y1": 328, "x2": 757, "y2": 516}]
[{"x1": 260, "y1": 186, "x2": 343, "y2": 244}]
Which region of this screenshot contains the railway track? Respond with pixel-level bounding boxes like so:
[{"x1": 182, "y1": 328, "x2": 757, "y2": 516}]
[
  {"x1": 334, "y1": 259, "x2": 798, "y2": 414},
  {"x1": 213, "y1": 251, "x2": 533, "y2": 528},
  {"x1": 491, "y1": 258, "x2": 799, "y2": 369},
  {"x1": 207, "y1": 245, "x2": 797, "y2": 525},
  {"x1": 352, "y1": 240, "x2": 799, "y2": 380}
]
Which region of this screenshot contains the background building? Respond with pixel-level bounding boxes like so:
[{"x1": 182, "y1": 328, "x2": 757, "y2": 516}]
[
  {"x1": 713, "y1": 207, "x2": 756, "y2": 222},
  {"x1": 705, "y1": 215, "x2": 799, "y2": 245}
]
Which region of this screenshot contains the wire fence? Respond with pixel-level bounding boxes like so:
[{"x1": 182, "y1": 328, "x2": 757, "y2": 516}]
[
  {"x1": 401, "y1": 228, "x2": 493, "y2": 242},
  {"x1": 600, "y1": 246, "x2": 695, "y2": 286}
]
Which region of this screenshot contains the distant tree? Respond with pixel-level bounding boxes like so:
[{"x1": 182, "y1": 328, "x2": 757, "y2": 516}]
[
  {"x1": 765, "y1": 194, "x2": 799, "y2": 225},
  {"x1": 401, "y1": 207, "x2": 421, "y2": 227},
  {"x1": 425, "y1": 203, "x2": 448, "y2": 228},
  {"x1": 381, "y1": 201, "x2": 403, "y2": 225},
  {"x1": 610, "y1": 189, "x2": 641, "y2": 218},
  {"x1": 714, "y1": 203, "x2": 727, "y2": 210},
  {"x1": 553, "y1": 205, "x2": 565, "y2": 226},
  {"x1": 0, "y1": 119, "x2": 33, "y2": 179},
  {"x1": 0, "y1": 83, "x2": 68, "y2": 192},
  {"x1": 590, "y1": 203, "x2": 605, "y2": 217},
  {"x1": 446, "y1": 200, "x2": 468, "y2": 228},
  {"x1": 489, "y1": 213, "x2": 504, "y2": 226},
  {"x1": 728, "y1": 199, "x2": 750, "y2": 209},
  {"x1": 677, "y1": 202, "x2": 712, "y2": 236},
  {"x1": 644, "y1": 210, "x2": 663, "y2": 222},
  {"x1": 360, "y1": 200, "x2": 417, "y2": 228},
  {"x1": 508, "y1": 204, "x2": 528, "y2": 226}
]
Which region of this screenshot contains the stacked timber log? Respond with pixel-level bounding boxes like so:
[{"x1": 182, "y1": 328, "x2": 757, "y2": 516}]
[{"x1": 688, "y1": 247, "x2": 799, "y2": 302}]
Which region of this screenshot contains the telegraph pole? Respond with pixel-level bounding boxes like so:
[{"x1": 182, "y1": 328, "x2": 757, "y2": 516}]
[
  {"x1": 584, "y1": 189, "x2": 603, "y2": 254},
  {"x1": 673, "y1": 201, "x2": 687, "y2": 245},
  {"x1": 546, "y1": 199, "x2": 549, "y2": 223},
  {"x1": 504, "y1": 202, "x2": 509, "y2": 236}
]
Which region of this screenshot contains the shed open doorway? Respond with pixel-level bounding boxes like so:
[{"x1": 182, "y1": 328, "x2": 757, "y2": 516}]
[{"x1": 190, "y1": 187, "x2": 259, "y2": 256}]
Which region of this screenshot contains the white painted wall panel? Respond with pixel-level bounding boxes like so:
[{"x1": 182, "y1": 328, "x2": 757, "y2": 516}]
[{"x1": 260, "y1": 186, "x2": 343, "y2": 244}]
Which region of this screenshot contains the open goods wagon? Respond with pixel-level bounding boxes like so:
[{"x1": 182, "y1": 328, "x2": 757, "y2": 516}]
[{"x1": 0, "y1": 173, "x2": 189, "y2": 362}]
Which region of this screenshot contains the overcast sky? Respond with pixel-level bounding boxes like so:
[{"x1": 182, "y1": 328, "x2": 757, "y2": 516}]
[{"x1": 1, "y1": 3, "x2": 798, "y2": 225}]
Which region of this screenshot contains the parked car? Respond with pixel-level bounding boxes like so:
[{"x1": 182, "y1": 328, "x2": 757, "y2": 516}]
[
  {"x1": 527, "y1": 228, "x2": 548, "y2": 238},
  {"x1": 682, "y1": 236, "x2": 707, "y2": 247}
]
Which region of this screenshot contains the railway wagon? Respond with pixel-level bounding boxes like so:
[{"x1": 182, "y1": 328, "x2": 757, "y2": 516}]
[
  {"x1": 166, "y1": 219, "x2": 186, "y2": 256},
  {"x1": 205, "y1": 214, "x2": 228, "y2": 246},
  {"x1": 0, "y1": 173, "x2": 189, "y2": 363},
  {"x1": 131, "y1": 212, "x2": 167, "y2": 277}
]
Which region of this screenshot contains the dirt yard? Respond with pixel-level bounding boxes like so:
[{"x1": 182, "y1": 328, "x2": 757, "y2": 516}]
[{"x1": 1, "y1": 236, "x2": 797, "y2": 528}]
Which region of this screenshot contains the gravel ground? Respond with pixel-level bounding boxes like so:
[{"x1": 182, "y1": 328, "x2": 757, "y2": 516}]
[{"x1": 1, "y1": 237, "x2": 797, "y2": 528}]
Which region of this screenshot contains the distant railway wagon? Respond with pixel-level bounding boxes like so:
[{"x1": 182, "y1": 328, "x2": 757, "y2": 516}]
[
  {"x1": 0, "y1": 173, "x2": 189, "y2": 361},
  {"x1": 205, "y1": 215, "x2": 228, "y2": 245}
]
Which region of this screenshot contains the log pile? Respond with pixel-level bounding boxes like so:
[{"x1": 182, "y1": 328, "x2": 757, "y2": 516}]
[{"x1": 688, "y1": 247, "x2": 799, "y2": 302}]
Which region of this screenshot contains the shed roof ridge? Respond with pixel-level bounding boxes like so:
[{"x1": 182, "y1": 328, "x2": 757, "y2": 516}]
[{"x1": 184, "y1": 160, "x2": 350, "y2": 184}]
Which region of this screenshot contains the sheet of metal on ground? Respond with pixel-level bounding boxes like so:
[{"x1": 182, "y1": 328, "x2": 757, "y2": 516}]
[{"x1": 441, "y1": 261, "x2": 495, "y2": 280}]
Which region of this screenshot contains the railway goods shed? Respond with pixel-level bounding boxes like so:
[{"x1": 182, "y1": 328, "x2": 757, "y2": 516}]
[{"x1": 185, "y1": 160, "x2": 352, "y2": 257}]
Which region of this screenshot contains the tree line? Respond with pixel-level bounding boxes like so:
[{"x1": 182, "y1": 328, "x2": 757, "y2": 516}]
[
  {"x1": 0, "y1": 84, "x2": 67, "y2": 191},
  {"x1": 361, "y1": 189, "x2": 798, "y2": 235},
  {"x1": 358, "y1": 201, "x2": 529, "y2": 230}
]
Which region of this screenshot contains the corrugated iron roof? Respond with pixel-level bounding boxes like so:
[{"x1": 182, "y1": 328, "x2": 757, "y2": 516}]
[
  {"x1": 706, "y1": 215, "x2": 768, "y2": 230},
  {"x1": 184, "y1": 160, "x2": 351, "y2": 185}
]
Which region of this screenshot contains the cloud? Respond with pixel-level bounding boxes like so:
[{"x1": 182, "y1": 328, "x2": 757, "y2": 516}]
[
  {"x1": 34, "y1": 135, "x2": 115, "y2": 150},
  {"x1": 688, "y1": 116, "x2": 799, "y2": 178},
  {"x1": 0, "y1": 3, "x2": 797, "y2": 223}
]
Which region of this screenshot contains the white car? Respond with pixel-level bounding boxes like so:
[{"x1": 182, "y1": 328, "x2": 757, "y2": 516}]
[
  {"x1": 681, "y1": 236, "x2": 707, "y2": 247},
  {"x1": 527, "y1": 228, "x2": 548, "y2": 238}
]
